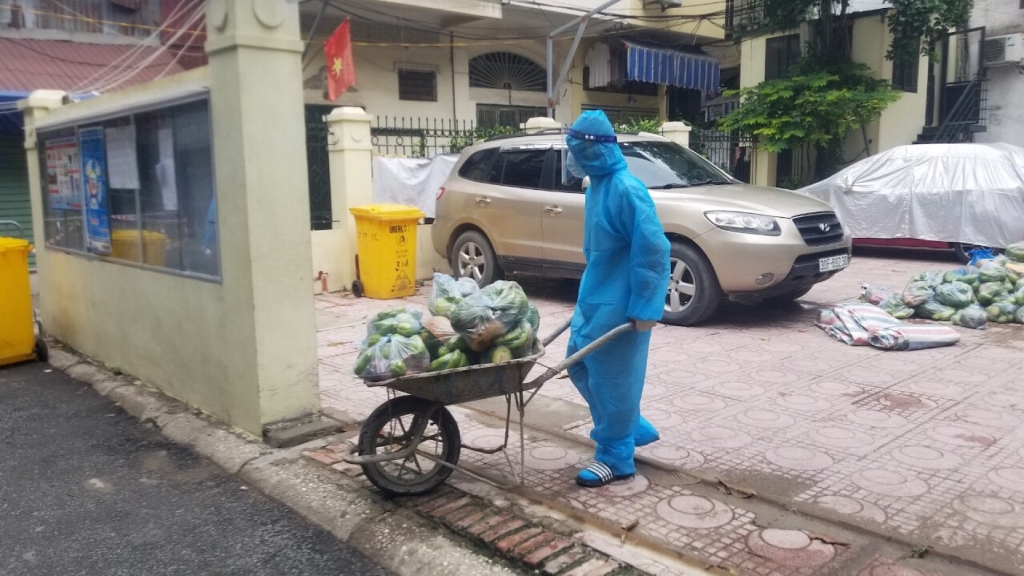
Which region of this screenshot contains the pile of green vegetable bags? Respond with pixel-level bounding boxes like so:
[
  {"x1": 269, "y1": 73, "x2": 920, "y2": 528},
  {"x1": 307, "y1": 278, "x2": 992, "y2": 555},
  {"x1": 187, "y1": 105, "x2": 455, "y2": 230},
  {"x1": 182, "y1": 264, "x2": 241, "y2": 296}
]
[
  {"x1": 353, "y1": 274, "x2": 540, "y2": 381},
  {"x1": 861, "y1": 242, "x2": 1024, "y2": 330}
]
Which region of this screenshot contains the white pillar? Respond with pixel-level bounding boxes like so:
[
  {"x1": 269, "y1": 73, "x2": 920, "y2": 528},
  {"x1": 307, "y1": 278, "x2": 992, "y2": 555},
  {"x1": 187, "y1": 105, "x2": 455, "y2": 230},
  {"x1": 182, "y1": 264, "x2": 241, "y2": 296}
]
[
  {"x1": 661, "y1": 121, "x2": 692, "y2": 149},
  {"x1": 325, "y1": 107, "x2": 374, "y2": 290},
  {"x1": 206, "y1": 0, "x2": 320, "y2": 430}
]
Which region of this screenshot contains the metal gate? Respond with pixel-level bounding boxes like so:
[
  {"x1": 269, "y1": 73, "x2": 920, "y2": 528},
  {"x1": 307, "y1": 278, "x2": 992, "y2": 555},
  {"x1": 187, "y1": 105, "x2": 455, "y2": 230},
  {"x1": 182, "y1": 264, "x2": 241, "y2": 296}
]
[
  {"x1": 689, "y1": 127, "x2": 755, "y2": 184},
  {"x1": 305, "y1": 105, "x2": 334, "y2": 231}
]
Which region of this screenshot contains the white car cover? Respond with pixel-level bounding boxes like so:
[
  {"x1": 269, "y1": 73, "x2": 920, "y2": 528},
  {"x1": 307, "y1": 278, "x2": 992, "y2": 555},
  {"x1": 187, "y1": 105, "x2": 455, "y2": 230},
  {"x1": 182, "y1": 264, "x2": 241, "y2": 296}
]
[{"x1": 798, "y1": 143, "x2": 1024, "y2": 248}]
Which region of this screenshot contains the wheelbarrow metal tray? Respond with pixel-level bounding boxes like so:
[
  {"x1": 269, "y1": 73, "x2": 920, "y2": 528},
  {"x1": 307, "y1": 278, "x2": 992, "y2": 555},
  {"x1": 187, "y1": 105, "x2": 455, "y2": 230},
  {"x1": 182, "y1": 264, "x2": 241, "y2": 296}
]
[{"x1": 364, "y1": 341, "x2": 546, "y2": 405}]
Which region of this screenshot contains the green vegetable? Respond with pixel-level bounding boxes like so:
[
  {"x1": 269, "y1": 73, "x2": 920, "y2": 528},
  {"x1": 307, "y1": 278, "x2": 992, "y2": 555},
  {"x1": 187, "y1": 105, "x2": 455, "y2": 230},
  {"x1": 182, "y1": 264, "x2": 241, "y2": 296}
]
[
  {"x1": 902, "y1": 282, "x2": 934, "y2": 307},
  {"x1": 495, "y1": 320, "x2": 532, "y2": 349},
  {"x1": 979, "y1": 262, "x2": 1009, "y2": 284},
  {"x1": 354, "y1": 351, "x2": 371, "y2": 375},
  {"x1": 985, "y1": 302, "x2": 1019, "y2": 324},
  {"x1": 944, "y1": 267, "x2": 980, "y2": 287},
  {"x1": 952, "y1": 305, "x2": 988, "y2": 329},
  {"x1": 1016, "y1": 306, "x2": 1024, "y2": 324},
  {"x1": 389, "y1": 360, "x2": 408, "y2": 377},
  {"x1": 915, "y1": 300, "x2": 957, "y2": 321},
  {"x1": 1018, "y1": 278, "x2": 1024, "y2": 292},
  {"x1": 1014, "y1": 287, "x2": 1024, "y2": 306},
  {"x1": 438, "y1": 335, "x2": 471, "y2": 357},
  {"x1": 1006, "y1": 241, "x2": 1024, "y2": 263},
  {"x1": 432, "y1": 299, "x2": 457, "y2": 318},
  {"x1": 935, "y1": 281, "x2": 975, "y2": 308},
  {"x1": 526, "y1": 304, "x2": 540, "y2": 333},
  {"x1": 430, "y1": 353, "x2": 454, "y2": 372},
  {"x1": 450, "y1": 280, "x2": 530, "y2": 350},
  {"x1": 977, "y1": 282, "x2": 1008, "y2": 306},
  {"x1": 483, "y1": 345, "x2": 514, "y2": 365},
  {"x1": 448, "y1": 350, "x2": 469, "y2": 369},
  {"x1": 364, "y1": 333, "x2": 382, "y2": 349},
  {"x1": 911, "y1": 270, "x2": 945, "y2": 287},
  {"x1": 877, "y1": 294, "x2": 914, "y2": 319},
  {"x1": 369, "y1": 306, "x2": 417, "y2": 322}
]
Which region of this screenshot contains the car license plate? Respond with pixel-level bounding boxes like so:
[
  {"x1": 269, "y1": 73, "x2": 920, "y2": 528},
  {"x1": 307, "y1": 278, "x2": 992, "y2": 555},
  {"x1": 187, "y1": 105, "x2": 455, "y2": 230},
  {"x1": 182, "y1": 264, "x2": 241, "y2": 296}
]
[{"x1": 819, "y1": 254, "x2": 849, "y2": 273}]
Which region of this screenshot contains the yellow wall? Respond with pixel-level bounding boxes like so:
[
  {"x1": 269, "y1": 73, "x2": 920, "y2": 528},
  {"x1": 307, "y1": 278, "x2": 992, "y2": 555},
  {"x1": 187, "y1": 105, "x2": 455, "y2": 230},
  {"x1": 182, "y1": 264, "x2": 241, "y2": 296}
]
[{"x1": 738, "y1": 14, "x2": 930, "y2": 186}]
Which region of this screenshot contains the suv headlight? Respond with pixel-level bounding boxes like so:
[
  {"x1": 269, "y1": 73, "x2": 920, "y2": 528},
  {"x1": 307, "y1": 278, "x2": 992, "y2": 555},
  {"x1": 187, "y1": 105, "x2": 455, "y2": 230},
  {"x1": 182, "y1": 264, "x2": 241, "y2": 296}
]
[{"x1": 705, "y1": 211, "x2": 781, "y2": 236}]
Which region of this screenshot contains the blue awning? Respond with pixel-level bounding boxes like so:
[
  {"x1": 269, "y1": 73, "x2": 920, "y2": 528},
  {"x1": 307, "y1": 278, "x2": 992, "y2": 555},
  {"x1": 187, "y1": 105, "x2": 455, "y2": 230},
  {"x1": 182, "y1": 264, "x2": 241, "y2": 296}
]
[
  {"x1": 0, "y1": 91, "x2": 29, "y2": 137},
  {"x1": 624, "y1": 42, "x2": 720, "y2": 94}
]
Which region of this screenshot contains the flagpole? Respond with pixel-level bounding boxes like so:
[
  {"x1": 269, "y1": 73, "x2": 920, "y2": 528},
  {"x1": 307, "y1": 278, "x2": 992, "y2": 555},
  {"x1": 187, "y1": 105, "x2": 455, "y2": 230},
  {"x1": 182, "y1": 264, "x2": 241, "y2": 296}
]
[{"x1": 301, "y1": 0, "x2": 329, "y2": 62}]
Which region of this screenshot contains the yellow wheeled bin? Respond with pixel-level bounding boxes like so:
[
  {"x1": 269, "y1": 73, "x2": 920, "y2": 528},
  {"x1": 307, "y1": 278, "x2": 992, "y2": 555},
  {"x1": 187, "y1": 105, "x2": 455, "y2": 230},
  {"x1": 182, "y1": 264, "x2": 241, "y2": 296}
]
[
  {"x1": 349, "y1": 204, "x2": 424, "y2": 300},
  {"x1": 0, "y1": 222, "x2": 46, "y2": 367}
]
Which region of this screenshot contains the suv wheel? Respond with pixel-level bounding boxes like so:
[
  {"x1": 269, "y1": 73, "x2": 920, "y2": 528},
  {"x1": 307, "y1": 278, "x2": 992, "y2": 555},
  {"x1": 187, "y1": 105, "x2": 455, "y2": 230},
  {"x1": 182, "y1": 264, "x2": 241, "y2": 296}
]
[
  {"x1": 662, "y1": 242, "x2": 721, "y2": 326},
  {"x1": 451, "y1": 230, "x2": 502, "y2": 286},
  {"x1": 953, "y1": 242, "x2": 998, "y2": 264}
]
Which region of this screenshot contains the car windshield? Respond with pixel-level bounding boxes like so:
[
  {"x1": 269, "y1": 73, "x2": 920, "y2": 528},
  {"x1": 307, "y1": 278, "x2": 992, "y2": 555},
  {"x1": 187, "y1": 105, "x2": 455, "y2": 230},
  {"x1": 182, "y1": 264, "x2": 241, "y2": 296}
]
[{"x1": 618, "y1": 141, "x2": 733, "y2": 189}]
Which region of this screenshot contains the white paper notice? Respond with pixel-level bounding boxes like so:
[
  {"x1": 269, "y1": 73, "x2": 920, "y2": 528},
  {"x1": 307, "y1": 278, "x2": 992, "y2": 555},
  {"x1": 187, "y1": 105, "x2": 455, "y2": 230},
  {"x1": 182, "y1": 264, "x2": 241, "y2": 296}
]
[
  {"x1": 156, "y1": 127, "x2": 178, "y2": 211},
  {"x1": 105, "y1": 125, "x2": 140, "y2": 190}
]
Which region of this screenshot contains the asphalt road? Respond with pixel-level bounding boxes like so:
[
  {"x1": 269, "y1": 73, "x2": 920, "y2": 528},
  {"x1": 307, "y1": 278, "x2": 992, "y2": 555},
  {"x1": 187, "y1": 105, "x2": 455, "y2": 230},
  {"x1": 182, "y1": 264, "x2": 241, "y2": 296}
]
[{"x1": 0, "y1": 362, "x2": 391, "y2": 576}]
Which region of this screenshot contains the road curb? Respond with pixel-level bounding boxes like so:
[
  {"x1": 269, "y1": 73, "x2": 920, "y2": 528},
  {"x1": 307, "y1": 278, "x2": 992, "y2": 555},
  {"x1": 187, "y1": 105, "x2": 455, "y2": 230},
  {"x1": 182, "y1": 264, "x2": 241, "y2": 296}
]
[{"x1": 42, "y1": 341, "x2": 633, "y2": 576}]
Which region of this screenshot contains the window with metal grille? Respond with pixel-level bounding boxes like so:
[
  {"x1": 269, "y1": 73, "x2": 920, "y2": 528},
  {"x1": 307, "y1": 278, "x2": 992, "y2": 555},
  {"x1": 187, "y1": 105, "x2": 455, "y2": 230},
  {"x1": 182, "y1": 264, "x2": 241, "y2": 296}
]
[
  {"x1": 469, "y1": 52, "x2": 547, "y2": 92},
  {"x1": 891, "y1": 39, "x2": 920, "y2": 93},
  {"x1": 398, "y1": 69, "x2": 437, "y2": 102},
  {"x1": 765, "y1": 34, "x2": 801, "y2": 80}
]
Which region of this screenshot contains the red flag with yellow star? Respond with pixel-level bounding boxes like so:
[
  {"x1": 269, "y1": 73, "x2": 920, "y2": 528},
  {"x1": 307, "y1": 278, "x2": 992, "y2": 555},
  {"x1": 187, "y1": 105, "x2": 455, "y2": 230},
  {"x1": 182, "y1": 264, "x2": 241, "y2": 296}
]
[{"x1": 324, "y1": 19, "x2": 355, "y2": 102}]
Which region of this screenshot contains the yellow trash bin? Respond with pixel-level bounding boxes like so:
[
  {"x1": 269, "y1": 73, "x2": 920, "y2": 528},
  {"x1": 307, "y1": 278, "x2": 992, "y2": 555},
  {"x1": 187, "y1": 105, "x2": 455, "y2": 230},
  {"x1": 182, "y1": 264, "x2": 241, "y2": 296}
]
[
  {"x1": 0, "y1": 237, "x2": 38, "y2": 366},
  {"x1": 111, "y1": 229, "x2": 168, "y2": 267},
  {"x1": 349, "y1": 204, "x2": 425, "y2": 299}
]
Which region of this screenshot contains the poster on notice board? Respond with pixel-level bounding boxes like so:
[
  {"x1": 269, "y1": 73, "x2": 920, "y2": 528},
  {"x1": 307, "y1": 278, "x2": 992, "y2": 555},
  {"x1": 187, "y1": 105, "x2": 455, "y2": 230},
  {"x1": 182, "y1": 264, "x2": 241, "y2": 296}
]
[
  {"x1": 45, "y1": 137, "x2": 82, "y2": 210},
  {"x1": 79, "y1": 127, "x2": 112, "y2": 255}
]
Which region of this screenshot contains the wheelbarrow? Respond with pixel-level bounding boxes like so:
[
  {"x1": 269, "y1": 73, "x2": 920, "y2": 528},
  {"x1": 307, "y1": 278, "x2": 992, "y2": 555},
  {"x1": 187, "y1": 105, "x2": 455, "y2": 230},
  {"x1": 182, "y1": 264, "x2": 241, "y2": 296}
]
[{"x1": 343, "y1": 319, "x2": 634, "y2": 496}]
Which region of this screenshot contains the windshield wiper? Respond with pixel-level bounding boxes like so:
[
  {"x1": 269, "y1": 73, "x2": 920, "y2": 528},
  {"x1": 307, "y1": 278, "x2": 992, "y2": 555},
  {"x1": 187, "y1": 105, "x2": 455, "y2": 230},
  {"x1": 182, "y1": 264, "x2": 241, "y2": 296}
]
[
  {"x1": 652, "y1": 180, "x2": 729, "y2": 189},
  {"x1": 687, "y1": 179, "x2": 730, "y2": 186},
  {"x1": 652, "y1": 183, "x2": 691, "y2": 189}
]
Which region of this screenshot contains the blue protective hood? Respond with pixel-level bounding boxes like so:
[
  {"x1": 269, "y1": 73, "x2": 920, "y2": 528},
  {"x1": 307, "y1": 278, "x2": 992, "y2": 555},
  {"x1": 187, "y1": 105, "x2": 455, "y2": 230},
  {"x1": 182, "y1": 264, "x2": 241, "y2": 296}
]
[{"x1": 566, "y1": 110, "x2": 626, "y2": 177}]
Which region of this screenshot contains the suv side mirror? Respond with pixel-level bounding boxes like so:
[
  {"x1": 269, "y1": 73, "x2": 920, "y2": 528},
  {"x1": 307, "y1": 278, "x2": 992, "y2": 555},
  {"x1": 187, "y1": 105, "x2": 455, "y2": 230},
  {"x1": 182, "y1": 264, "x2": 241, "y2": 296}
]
[{"x1": 582, "y1": 176, "x2": 590, "y2": 190}]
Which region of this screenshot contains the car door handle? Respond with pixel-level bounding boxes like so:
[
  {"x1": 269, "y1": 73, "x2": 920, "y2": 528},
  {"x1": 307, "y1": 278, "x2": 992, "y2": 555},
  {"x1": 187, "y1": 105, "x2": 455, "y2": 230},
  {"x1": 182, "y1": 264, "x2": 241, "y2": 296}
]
[
  {"x1": 545, "y1": 206, "x2": 563, "y2": 215},
  {"x1": 475, "y1": 197, "x2": 491, "y2": 205}
]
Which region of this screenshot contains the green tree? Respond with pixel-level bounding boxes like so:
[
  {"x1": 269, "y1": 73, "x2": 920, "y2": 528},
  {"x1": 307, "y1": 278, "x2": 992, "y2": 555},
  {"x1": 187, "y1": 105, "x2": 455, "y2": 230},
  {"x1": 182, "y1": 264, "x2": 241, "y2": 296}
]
[{"x1": 722, "y1": 0, "x2": 973, "y2": 184}]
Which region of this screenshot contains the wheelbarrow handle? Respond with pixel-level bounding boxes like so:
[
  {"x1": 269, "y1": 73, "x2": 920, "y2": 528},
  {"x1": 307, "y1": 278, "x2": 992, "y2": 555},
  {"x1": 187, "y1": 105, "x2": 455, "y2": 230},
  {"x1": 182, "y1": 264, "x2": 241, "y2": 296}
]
[
  {"x1": 528, "y1": 322, "x2": 634, "y2": 390},
  {"x1": 541, "y1": 318, "x2": 573, "y2": 347}
]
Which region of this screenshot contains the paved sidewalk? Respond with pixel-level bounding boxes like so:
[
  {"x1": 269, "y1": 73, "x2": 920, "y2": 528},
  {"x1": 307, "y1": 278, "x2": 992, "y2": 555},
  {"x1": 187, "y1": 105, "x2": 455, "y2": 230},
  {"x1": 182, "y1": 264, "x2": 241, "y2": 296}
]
[{"x1": 312, "y1": 248, "x2": 1024, "y2": 576}]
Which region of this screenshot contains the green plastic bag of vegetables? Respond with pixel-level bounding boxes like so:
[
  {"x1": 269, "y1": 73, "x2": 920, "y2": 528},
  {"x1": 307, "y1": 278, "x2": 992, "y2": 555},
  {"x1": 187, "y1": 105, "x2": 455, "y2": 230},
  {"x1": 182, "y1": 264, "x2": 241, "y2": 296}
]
[
  {"x1": 902, "y1": 282, "x2": 934, "y2": 307},
  {"x1": 353, "y1": 334, "x2": 431, "y2": 381},
  {"x1": 916, "y1": 300, "x2": 957, "y2": 321},
  {"x1": 428, "y1": 273, "x2": 480, "y2": 317},
  {"x1": 979, "y1": 262, "x2": 1009, "y2": 284},
  {"x1": 1007, "y1": 241, "x2": 1024, "y2": 263},
  {"x1": 450, "y1": 280, "x2": 531, "y2": 351},
  {"x1": 877, "y1": 294, "x2": 915, "y2": 319},
  {"x1": 1013, "y1": 286, "x2": 1024, "y2": 306},
  {"x1": 985, "y1": 302, "x2": 1019, "y2": 324},
  {"x1": 977, "y1": 282, "x2": 1008, "y2": 306},
  {"x1": 494, "y1": 319, "x2": 536, "y2": 358},
  {"x1": 951, "y1": 305, "x2": 988, "y2": 330},
  {"x1": 935, "y1": 281, "x2": 975, "y2": 308},
  {"x1": 363, "y1": 307, "x2": 424, "y2": 348},
  {"x1": 1016, "y1": 306, "x2": 1024, "y2": 324},
  {"x1": 526, "y1": 304, "x2": 540, "y2": 333},
  {"x1": 910, "y1": 270, "x2": 945, "y2": 288},
  {"x1": 944, "y1": 266, "x2": 980, "y2": 287}
]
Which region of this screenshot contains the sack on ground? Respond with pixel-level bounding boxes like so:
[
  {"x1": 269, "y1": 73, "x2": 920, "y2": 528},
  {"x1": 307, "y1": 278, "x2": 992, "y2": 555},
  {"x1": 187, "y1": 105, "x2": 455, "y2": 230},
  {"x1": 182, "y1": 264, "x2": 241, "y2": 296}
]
[
  {"x1": 860, "y1": 286, "x2": 894, "y2": 306},
  {"x1": 951, "y1": 305, "x2": 989, "y2": 330},
  {"x1": 354, "y1": 334, "x2": 431, "y2": 381},
  {"x1": 1006, "y1": 241, "x2": 1024, "y2": 264},
  {"x1": 910, "y1": 270, "x2": 945, "y2": 288},
  {"x1": 979, "y1": 262, "x2": 1009, "y2": 284},
  {"x1": 878, "y1": 294, "x2": 915, "y2": 319},
  {"x1": 944, "y1": 267, "x2": 980, "y2": 287},
  {"x1": 902, "y1": 282, "x2": 934, "y2": 307},
  {"x1": 986, "y1": 302, "x2": 1019, "y2": 324},
  {"x1": 934, "y1": 281, "x2": 975, "y2": 308},
  {"x1": 916, "y1": 299, "x2": 957, "y2": 321},
  {"x1": 978, "y1": 282, "x2": 1008, "y2": 306}
]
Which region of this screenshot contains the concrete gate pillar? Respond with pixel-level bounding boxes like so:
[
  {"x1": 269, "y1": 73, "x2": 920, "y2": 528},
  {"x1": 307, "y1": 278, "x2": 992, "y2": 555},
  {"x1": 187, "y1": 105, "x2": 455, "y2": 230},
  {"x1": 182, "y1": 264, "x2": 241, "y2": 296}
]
[
  {"x1": 204, "y1": 0, "x2": 320, "y2": 431},
  {"x1": 661, "y1": 121, "x2": 692, "y2": 149},
  {"x1": 325, "y1": 107, "x2": 374, "y2": 291}
]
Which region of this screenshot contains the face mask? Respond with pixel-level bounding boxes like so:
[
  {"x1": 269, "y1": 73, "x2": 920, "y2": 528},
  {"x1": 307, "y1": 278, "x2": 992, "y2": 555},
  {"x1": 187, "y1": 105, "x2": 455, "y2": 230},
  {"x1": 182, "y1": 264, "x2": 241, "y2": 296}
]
[{"x1": 566, "y1": 150, "x2": 588, "y2": 179}]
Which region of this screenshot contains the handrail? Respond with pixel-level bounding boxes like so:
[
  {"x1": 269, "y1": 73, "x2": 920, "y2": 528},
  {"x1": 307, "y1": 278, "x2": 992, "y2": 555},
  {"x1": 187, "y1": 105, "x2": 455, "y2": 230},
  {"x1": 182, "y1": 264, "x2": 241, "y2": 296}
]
[{"x1": 933, "y1": 76, "x2": 987, "y2": 143}]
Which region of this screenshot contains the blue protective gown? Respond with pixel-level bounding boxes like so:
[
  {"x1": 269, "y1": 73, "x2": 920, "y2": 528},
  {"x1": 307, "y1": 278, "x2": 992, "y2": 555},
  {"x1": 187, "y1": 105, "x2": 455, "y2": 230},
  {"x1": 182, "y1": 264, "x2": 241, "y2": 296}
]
[{"x1": 565, "y1": 111, "x2": 672, "y2": 477}]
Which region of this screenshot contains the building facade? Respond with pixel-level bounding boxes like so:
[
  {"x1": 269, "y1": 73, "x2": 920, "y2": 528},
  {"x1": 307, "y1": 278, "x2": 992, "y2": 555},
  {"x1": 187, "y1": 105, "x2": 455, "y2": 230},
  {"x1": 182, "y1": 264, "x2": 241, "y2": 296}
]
[{"x1": 970, "y1": 0, "x2": 1024, "y2": 147}]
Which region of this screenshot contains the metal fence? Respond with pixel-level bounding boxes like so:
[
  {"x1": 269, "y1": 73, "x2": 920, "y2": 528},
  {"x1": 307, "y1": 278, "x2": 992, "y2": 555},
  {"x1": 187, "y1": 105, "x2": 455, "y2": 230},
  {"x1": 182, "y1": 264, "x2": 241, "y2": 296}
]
[
  {"x1": 305, "y1": 105, "x2": 334, "y2": 231},
  {"x1": 371, "y1": 116, "x2": 479, "y2": 158},
  {"x1": 689, "y1": 127, "x2": 756, "y2": 184}
]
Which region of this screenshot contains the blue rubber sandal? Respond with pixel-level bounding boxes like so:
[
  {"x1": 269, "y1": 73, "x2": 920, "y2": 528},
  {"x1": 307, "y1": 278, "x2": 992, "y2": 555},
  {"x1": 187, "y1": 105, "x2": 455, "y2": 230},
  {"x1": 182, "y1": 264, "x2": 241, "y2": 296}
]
[{"x1": 576, "y1": 462, "x2": 635, "y2": 488}]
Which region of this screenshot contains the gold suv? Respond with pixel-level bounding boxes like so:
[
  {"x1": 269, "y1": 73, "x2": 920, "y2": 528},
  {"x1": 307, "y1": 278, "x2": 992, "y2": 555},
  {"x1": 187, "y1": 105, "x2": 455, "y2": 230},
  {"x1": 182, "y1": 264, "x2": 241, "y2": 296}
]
[{"x1": 432, "y1": 130, "x2": 852, "y2": 325}]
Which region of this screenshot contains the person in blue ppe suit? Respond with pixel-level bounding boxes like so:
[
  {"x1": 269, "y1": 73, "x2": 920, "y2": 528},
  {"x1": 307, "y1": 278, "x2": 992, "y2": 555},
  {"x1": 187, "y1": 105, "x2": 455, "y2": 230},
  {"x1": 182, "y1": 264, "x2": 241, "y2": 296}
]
[{"x1": 564, "y1": 110, "x2": 671, "y2": 487}]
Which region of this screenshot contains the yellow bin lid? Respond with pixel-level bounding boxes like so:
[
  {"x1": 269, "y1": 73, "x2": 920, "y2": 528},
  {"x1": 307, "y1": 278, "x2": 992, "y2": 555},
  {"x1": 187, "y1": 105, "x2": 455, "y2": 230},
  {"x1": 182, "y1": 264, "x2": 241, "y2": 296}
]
[
  {"x1": 0, "y1": 237, "x2": 31, "y2": 253},
  {"x1": 350, "y1": 204, "x2": 425, "y2": 221}
]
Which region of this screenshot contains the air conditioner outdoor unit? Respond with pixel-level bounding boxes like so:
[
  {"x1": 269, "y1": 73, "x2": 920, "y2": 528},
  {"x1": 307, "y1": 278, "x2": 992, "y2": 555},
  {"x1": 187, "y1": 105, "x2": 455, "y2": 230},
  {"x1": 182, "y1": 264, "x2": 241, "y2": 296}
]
[
  {"x1": 645, "y1": 0, "x2": 684, "y2": 8},
  {"x1": 982, "y1": 33, "x2": 1024, "y2": 67}
]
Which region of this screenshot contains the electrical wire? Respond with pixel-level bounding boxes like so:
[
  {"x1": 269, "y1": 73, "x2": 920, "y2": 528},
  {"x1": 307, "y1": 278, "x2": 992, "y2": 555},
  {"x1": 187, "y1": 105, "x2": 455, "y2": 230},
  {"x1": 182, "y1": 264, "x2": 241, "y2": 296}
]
[{"x1": 0, "y1": 2, "x2": 205, "y2": 35}]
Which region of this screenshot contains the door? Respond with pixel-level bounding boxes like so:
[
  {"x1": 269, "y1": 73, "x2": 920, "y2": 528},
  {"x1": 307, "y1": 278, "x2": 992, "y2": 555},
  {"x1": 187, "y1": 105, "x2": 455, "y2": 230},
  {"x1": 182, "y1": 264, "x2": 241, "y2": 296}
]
[
  {"x1": 472, "y1": 146, "x2": 548, "y2": 263},
  {"x1": 540, "y1": 149, "x2": 586, "y2": 271}
]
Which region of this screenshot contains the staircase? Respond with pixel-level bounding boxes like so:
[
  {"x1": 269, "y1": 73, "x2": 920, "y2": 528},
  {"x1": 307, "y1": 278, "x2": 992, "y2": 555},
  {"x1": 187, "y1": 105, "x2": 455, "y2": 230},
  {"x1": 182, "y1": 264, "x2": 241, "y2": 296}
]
[{"x1": 915, "y1": 76, "x2": 989, "y2": 144}]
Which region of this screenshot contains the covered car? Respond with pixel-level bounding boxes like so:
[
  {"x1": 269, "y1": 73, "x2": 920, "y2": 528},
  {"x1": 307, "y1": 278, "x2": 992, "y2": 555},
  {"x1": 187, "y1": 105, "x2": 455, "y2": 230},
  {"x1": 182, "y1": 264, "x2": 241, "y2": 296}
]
[{"x1": 799, "y1": 143, "x2": 1024, "y2": 262}]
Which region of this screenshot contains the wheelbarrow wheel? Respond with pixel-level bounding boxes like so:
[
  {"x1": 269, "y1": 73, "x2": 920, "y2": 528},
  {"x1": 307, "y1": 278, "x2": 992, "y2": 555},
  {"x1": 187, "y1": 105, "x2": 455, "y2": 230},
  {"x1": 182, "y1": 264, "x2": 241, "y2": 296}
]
[{"x1": 358, "y1": 396, "x2": 461, "y2": 497}]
